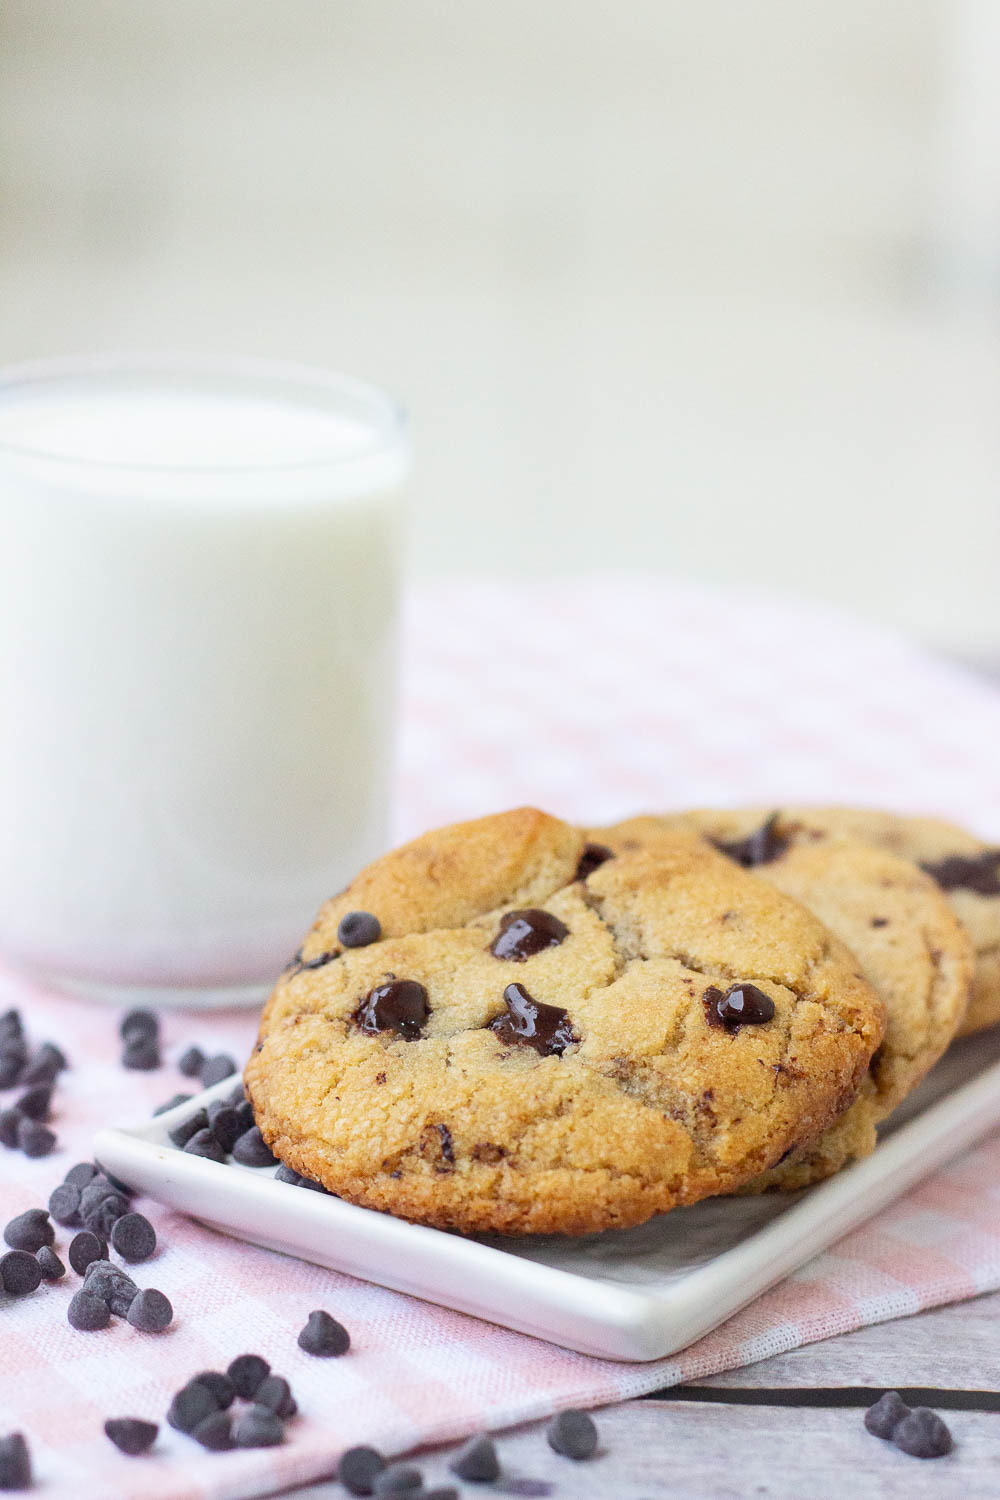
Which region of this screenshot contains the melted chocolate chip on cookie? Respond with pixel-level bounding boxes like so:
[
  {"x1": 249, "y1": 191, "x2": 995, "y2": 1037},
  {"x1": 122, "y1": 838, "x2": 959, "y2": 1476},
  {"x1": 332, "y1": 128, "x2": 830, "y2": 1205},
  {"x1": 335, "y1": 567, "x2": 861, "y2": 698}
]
[
  {"x1": 353, "y1": 980, "x2": 429, "y2": 1040},
  {"x1": 704, "y1": 983, "x2": 776, "y2": 1031},
  {"x1": 574, "y1": 842, "x2": 614, "y2": 882},
  {"x1": 920, "y1": 850, "x2": 1000, "y2": 898},
  {"x1": 489, "y1": 983, "x2": 577, "y2": 1056},
  {"x1": 490, "y1": 909, "x2": 569, "y2": 962},
  {"x1": 712, "y1": 813, "x2": 789, "y2": 868}
]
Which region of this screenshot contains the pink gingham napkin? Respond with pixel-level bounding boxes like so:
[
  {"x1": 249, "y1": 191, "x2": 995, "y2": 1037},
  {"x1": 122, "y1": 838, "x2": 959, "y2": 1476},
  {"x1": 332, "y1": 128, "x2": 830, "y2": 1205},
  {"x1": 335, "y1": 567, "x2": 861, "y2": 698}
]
[{"x1": 2, "y1": 577, "x2": 1000, "y2": 1500}]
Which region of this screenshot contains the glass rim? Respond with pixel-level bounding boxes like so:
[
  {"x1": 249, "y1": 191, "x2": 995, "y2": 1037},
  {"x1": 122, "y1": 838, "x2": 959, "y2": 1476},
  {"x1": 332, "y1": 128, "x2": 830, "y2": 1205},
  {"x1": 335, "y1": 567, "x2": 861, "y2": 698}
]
[{"x1": 0, "y1": 351, "x2": 407, "y2": 477}]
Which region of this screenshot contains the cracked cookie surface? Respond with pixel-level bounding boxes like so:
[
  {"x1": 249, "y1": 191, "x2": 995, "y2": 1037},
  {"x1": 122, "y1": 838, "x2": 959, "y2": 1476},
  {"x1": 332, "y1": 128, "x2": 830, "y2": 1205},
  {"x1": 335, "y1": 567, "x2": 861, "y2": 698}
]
[
  {"x1": 245, "y1": 808, "x2": 884, "y2": 1234},
  {"x1": 615, "y1": 806, "x2": 998, "y2": 1038}
]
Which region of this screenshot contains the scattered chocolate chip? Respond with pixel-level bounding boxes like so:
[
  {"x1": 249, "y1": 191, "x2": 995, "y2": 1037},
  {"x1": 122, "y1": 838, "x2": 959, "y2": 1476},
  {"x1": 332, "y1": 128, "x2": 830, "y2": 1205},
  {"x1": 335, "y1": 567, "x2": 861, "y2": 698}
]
[
  {"x1": 192, "y1": 1410, "x2": 234, "y2": 1451},
  {"x1": 207, "y1": 1103, "x2": 243, "y2": 1154},
  {"x1": 68, "y1": 1232, "x2": 108, "y2": 1276},
  {"x1": 4, "y1": 1209, "x2": 54, "y2": 1253},
  {"x1": 0, "y1": 1249, "x2": 42, "y2": 1297},
  {"x1": 111, "y1": 1213, "x2": 156, "y2": 1263},
  {"x1": 354, "y1": 980, "x2": 430, "y2": 1041},
  {"x1": 713, "y1": 812, "x2": 789, "y2": 868},
  {"x1": 15, "y1": 1086, "x2": 51, "y2": 1122},
  {"x1": 254, "y1": 1374, "x2": 296, "y2": 1418},
  {"x1": 338, "y1": 1444, "x2": 386, "y2": 1496},
  {"x1": 64, "y1": 1161, "x2": 100, "y2": 1189},
  {"x1": 893, "y1": 1407, "x2": 953, "y2": 1459},
  {"x1": 232, "y1": 1126, "x2": 278, "y2": 1168},
  {"x1": 201, "y1": 1054, "x2": 237, "y2": 1089},
  {"x1": 864, "y1": 1390, "x2": 910, "y2": 1438},
  {"x1": 338, "y1": 911, "x2": 383, "y2": 948},
  {"x1": 449, "y1": 1435, "x2": 500, "y2": 1483},
  {"x1": 871, "y1": 917, "x2": 889, "y2": 928},
  {"x1": 21, "y1": 1043, "x2": 67, "y2": 1086},
  {"x1": 436, "y1": 1123, "x2": 455, "y2": 1165},
  {"x1": 574, "y1": 842, "x2": 614, "y2": 881},
  {"x1": 68, "y1": 1288, "x2": 111, "y2": 1330},
  {"x1": 0, "y1": 1433, "x2": 31, "y2": 1491},
  {"x1": 373, "y1": 1464, "x2": 423, "y2": 1495},
  {"x1": 83, "y1": 1259, "x2": 136, "y2": 1300},
  {"x1": 494, "y1": 1482, "x2": 551, "y2": 1497},
  {"x1": 234, "y1": 1099, "x2": 255, "y2": 1133},
  {"x1": 0, "y1": 1109, "x2": 21, "y2": 1148},
  {"x1": 227, "y1": 1354, "x2": 270, "y2": 1399},
  {"x1": 0, "y1": 1054, "x2": 25, "y2": 1091},
  {"x1": 168, "y1": 1382, "x2": 219, "y2": 1434},
  {"x1": 122, "y1": 1036, "x2": 161, "y2": 1071},
  {"x1": 546, "y1": 1408, "x2": 597, "y2": 1459},
  {"x1": 120, "y1": 1009, "x2": 159, "y2": 1042},
  {"x1": 153, "y1": 1093, "x2": 193, "y2": 1116},
  {"x1": 104, "y1": 1417, "x2": 158, "y2": 1456},
  {"x1": 127, "y1": 1288, "x2": 172, "y2": 1332},
  {"x1": 274, "y1": 1164, "x2": 327, "y2": 1192},
  {"x1": 17, "y1": 1119, "x2": 56, "y2": 1157},
  {"x1": 298, "y1": 1308, "x2": 350, "y2": 1357},
  {"x1": 232, "y1": 1405, "x2": 284, "y2": 1448},
  {"x1": 228, "y1": 1080, "x2": 246, "y2": 1104},
  {"x1": 0, "y1": 1010, "x2": 23, "y2": 1040},
  {"x1": 48, "y1": 1182, "x2": 81, "y2": 1226},
  {"x1": 35, "y1": 1245, "x2": 65, "y2": 1281},
  {"x1": 168, "y1": 1109, "x2": 209, "y2": 1148},
  {"x1": 704, "y1": 983, "x2": 776, "y2": 1031},
  {"x1": 921, "y1": 850, "x2": 1000, "y2": 897},
  {"x1": 183, "y1": 1128, "x2": 227, "y2": 1163},
  {"x1": 81, "y1": 1190, "x2": 130, "y2": 1239},
  {"x1": 490, "y1": 909, "x2": 570, "y2": 962},
  {"x1": 423, "y1": 1490, "x2": 460, "y2": 1500},
  {"x1": 193, "y1": 1372, "x2": 235, "y2": 1410},
  {"x1": 489, "y1": 983, "x2": 577, "y2": 1057},
  {"x1": 177, "y1": 1045, "x2": 205, "y2": 1078}
]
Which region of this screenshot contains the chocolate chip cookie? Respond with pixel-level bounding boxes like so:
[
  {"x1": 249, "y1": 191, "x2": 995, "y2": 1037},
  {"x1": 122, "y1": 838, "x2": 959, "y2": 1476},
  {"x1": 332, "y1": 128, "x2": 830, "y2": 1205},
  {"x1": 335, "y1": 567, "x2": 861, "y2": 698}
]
[
  {"x1": 597, "y1": 815, "x2": 974, "y2": 1188},
  {"x1": 245, "y1": 809, "x2": 883, "y2": 1234}
]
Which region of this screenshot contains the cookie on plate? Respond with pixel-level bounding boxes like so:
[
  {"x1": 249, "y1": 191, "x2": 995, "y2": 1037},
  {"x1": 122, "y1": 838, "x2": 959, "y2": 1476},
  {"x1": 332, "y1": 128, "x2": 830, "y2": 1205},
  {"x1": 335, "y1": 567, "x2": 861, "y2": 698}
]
[
  {"x1": 617, "y1": 807, "x2": 998, "y2": 1038},
  {"x1": 597, "y1": 817, "x2": 973, "y2": 1188},
  {"x1": 245, "y1": 808, "x2": 884, "y2": 1234}
]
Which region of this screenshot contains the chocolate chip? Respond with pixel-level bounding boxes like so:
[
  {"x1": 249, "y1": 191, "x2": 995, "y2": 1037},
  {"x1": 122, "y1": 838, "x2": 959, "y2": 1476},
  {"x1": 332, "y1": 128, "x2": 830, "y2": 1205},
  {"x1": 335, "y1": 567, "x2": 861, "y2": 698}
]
[
  {"x1": 449, "y1": 1435, "x2": 500, "y2": 1483},
  {"x1": 338, "y1": 1444, "x2": 386, "y2": 1495},
  {"x1": 35, "y1": 1246, "x2": 65, "y2": 1281},
  {"x1": 275, "y1": 1164, "x2": 327, "y2": 1192},
  {"x1": 227, "y1": 1353, "x2": 270, "y2": 1399},
  {"x1": 704, "y1": 983, "x2": 776, "y2": 1031},
  {"x1": 68, "y1": 1288, "x2": 111, "y2": 1330},
  {"x1": 489, "y1": 983, "x2": 577, "y2": 1057},
  {"x1": 207, "y1": 1103, "x2": 243, "y2": 1153},
  {"x1": 120, "y1": 1009, "x2": 159, "y2": 1042},
  {"x1": 373, "y1": 1465, "x2": 423, "y2": 1495},
  {"x1": 47, "y1": 1183, "x2": 81, "y2": 1226},
  {"x1": 864, "y1": 1390, "x2": 910, "y2": 1439},
  {"x1": 0, "y1": 1009, "x2": 23, "y2": 1040},
  {"x1": 22, "y1": 1042, "x2": 67, "y2": 1086},
  {"x1": 232, "y1": 1405, "x2": 284, "y2": 1448},
  {"x1": 228, "y1": 1080, "x2": 246, "y2": 1105},
  {"x1": 234, "y1": 1098, "x2": 255, "y2": 1132},
  {"x1": 436, "y1": 1123, "x2": 455, "y2": 1165},
  {"x1": 201, "y1": 1054, "x2": 236, "y2": 1088},
  {"x1": 0, "y1": 1249, "x2": 42, "y2": 1296},
  {"x1": 423, "y1": 1490, "x2": 460, "y2": 1500},
  {"x1": 232, "y1": 1126, "x2": 277, "y2": 1167},
  {"x1": 353, "y1": 979, "x2": 430, "y2": 1041},
  {"x1": 15, "y1": 1085, "x2": 51, "y2": 1122},
  {"x1": 298, "y1": 1308, "x2": 351, "y2": 1356},
  {"x1": 0, "y1": 1433, "x2": 31, "y2": 1491},
  {"x1": 4, "y1": 1208, "x2": 54, "y2": 1253},
  {"x1": 0, "y1": 1053, "x2": 25, "y2": 1090},
  {"x1": 83, "y1": 1260, "x2": 137, "y2": 1305},
  {"x1": 193, "y1": 1371, "x2": 235, "y2": 1410},
  {"x1": 337, "y1": 910, "x2": 383, "y2": 948},
  {"x1": 168, "y1": 1381, "x2": 219, "y2": 1433},
  {"x1": 893, "y1": 1407, "x2": 953, "y2": 1459},
  {"x1": 81, "y1": 1187, "x2": 130, "y2": 1238},
  {"x1": 111, "y1": 1213, "x2": 156, "y2": 1263},
  {"x1": 127, "y1": 1288, "x2": 172, "y2": 1332},
  {"x1": 104, "y1": 1417, "x2": 158, "y2": 1456},
  {"x1": 17, "y1": 1119, "x2": 56, "y2": 1157},
  {"x1": 871, "y1": 917, "x2": 889, "y2": 928},
  {"x1": 254, "y1": 1374, "x2": 296, "y2": 1418},
  {"x1": 192, "y1": 1410, "x2": 234, "y2": 1451},
  {"x1": 122, "y1": 1036, "x2": 161, "y2": 1071},
  {"x1": 183, "y1": 1128, "x2": 227, "y2": 1163},
  {"x1": 490, "y1": 909, "x2": 570, "y2": 962},
  {"x1": 169, "y1": 1108, "x2": 209, "y2": 1148},
  {"x1": 68, "y1": 1231, "x2": 108, "y2": 1276},
  {"x1": 0, "y1": 1109, "x2": 21, "y2": 1148},
  {"x1": 64, "y1": 1161, "x2": 100, "y2": 1189},
  {"x1": 574, "y1": 842, "x2": 614, "y2": 881},
  {"x1": 713, "y1": 812, "x2": 789, "y2": 868},
  {"x1": 153, "y1": 1093, "x2": 193, "y2": 1116},
  {"x1": 921, "y1": 850, "x2": 1000, "y2": 897},
  {"x1": 546, "y1": 1409, "x2": 597, "y2": 1459},
  {"x1": 177, "y1": 1045, "x2": 205, "y2": 1078}
]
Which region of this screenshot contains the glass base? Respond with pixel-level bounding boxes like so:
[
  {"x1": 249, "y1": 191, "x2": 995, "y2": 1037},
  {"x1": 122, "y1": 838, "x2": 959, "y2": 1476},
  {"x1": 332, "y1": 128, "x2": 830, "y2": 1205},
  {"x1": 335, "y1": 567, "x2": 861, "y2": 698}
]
[{"x1": 35, "y1": 972, "x2": 271, "y2": 1011}]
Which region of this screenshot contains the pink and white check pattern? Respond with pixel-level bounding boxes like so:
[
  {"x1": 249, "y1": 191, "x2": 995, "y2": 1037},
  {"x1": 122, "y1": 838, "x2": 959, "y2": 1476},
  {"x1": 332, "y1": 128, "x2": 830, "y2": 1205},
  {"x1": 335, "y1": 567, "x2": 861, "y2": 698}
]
[{"x1": 2, "y1": 578, "x2": 1000, "y2": 1500}]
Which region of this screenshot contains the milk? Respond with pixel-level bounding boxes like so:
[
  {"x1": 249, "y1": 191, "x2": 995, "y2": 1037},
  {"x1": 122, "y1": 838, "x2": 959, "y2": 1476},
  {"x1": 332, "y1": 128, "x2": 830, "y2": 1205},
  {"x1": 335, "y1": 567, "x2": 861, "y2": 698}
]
[{"x1": 0, "y1": 357, "x2": 407, "y2": 1004}]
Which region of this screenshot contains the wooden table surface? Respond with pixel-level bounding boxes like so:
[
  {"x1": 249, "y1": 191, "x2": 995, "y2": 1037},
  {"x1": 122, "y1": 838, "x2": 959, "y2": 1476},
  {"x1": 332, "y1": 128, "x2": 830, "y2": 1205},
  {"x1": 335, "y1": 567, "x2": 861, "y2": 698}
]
[{"x1": 283, "y1": 1289, "x2": 1000, "y2": 1498}]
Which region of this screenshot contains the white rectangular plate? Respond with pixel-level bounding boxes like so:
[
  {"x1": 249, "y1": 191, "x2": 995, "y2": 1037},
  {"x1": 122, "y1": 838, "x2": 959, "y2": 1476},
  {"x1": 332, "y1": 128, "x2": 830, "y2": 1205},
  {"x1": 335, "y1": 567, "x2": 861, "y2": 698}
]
[{"x1": 94, "y1": 1031, "x2": 1000, "y2": 1362}]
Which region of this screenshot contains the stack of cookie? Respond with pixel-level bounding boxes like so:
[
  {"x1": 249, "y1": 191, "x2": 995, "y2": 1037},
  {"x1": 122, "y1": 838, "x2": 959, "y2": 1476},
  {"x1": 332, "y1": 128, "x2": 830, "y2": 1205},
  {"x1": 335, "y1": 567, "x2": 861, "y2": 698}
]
[{"x1": 245, "y1": 806, "x2": 998, "y2": 1236}]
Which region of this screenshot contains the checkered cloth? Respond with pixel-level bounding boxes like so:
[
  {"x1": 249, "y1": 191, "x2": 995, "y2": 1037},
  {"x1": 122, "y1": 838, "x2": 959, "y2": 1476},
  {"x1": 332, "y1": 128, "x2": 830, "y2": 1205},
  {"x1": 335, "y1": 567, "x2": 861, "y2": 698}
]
[{"x1": 2, "y1": 578, "x2": 1000, "y2": 1500}]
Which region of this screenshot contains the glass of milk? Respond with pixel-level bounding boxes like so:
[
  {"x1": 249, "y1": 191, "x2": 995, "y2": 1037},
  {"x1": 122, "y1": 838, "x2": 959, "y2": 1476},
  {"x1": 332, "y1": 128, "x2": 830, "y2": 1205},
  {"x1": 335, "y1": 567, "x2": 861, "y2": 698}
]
[{"x1": 0, "y1": 354, "x2": 408, "y2": 1007}]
